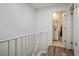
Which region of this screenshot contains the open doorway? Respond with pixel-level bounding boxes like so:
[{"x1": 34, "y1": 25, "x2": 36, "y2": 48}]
[
  {"x1": 52, "y1": 11, "x2": 65, "y2": 48},
  {"x1": 48, "y1": 10, "x2": 74, "y2": 56}
]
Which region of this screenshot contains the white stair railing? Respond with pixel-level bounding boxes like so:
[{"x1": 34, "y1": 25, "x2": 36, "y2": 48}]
[{"x1": 0, "y1": 32, "x2": 48, "y2": 56}]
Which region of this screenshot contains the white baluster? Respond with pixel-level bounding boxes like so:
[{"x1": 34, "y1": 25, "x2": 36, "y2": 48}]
[
  {"x1": 15, "y1": 39, "x2": 17, "y2": 56},
  {"x1": 8, "y1": 40, "x2": 9, "y2": 56}
]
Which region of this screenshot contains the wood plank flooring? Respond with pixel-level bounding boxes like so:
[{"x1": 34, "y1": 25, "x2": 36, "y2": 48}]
[{"x1": 48, "y1": 46, "x2": 74, "y2": 56}]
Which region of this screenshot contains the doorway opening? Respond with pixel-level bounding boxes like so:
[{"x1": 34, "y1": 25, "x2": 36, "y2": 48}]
[{"x1": 52, "y1": 11, "x2": 65, "y2": 48}]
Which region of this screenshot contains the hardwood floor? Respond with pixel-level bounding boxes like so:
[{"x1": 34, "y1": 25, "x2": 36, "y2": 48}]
[{"x1": 48, "y1": 45, "x2": 74, "y2": 56}]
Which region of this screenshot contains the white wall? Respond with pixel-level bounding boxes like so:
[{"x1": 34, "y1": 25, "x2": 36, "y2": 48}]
[
  {"x1": 0, "y1": 3, "x2": 36, "y2": 56},
  {"x1": 0, "y1": 3, "x2": 36, "y2": 40},
  {"x1": 35, "y1": 4, "x2": 71, "y2": 48}
]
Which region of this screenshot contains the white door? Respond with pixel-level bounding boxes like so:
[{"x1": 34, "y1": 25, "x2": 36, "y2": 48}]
[
  {"x1": 73, "y1": 4, "x2": 78, "y2": 56},
  {"x1": 76, "y1": 3, "x2": 79, "y2": 56},
  {"x1": 63, "y1": 9, "x2": 73, "y2": 50},
  {"x1": 62, "y1": 11, "x2": 68, "y2": 49}
]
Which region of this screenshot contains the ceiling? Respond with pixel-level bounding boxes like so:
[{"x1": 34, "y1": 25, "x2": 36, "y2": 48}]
[{"x1": 30, "y1": 3, "x2": 71, "y2": 9}]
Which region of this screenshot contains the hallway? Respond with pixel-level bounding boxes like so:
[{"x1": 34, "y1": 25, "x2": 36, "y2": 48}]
[{"x1": 0, "y1": 3, "x2": 78, "y2": 56}]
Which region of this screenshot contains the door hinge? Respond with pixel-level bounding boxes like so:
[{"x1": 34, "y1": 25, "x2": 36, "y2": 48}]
[
  {"x1": 71, "y1": 13, "x2": 73, "y2": 15},
  {"x1": 71, "y1": 42, "x2": 73, "y2": 44}
]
